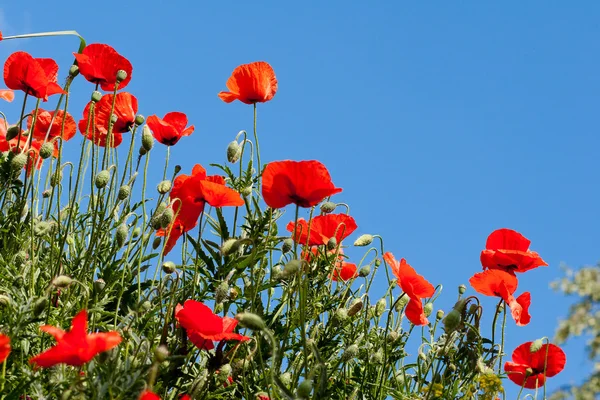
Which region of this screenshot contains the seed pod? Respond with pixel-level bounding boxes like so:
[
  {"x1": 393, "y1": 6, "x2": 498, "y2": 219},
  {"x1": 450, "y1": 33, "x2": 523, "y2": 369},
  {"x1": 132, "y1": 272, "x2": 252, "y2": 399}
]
[
  {"x1": 52, "y1": 275, "x2": 73, "y2": 288},
  {"x1": 320, "y1": 201, "x2": 336, "y2": 214},
  {"x1": 162, "y1": 261, "x2": 176, "y2": 274},
  {"x1": 358, "y1": 265, "x2": 371, "y2": 277},
  {"x1": 326, "y1": 237, "x2": 337, "y2": 251},
  {"x1": 69, "y1": 65, "x2": 80, "y2": 77},
  {"x1": 152, "y1": 237, "x2": 162, "y2": 250},
  {"x1": 424, "y1": 302, "x2": 433, "y2": 317},
  {"x1": 157, "y1": 180, "x2": 172, "y2": 194},
  {"x1": 39, "y1": 142, "x2": 54, "y2": 159},
  {"x1": 297, "y1": 380, "x2": 313, "y2": 399},
  {"x1": 235, "y1": 312, "x2": 266, "y2": 331},
  {"x1": 281, "y1": 238, "x2": 293, "y2": 254},
  {"x1": 134, "y1": 114, "x2": 145, "y2": 125},
  {"x1": 94, "y1": 170, "x2": 110, "y2": 189},
  {"x1": 118, "y1": 185, "x2": 131, "y2": 200},
  {"x1": 436, "y1": 310, "x2": 445, "y2": 320},
  {"x1": 458, "y1": 284, "x2": 467, "y2": 295},
  {"x1": 354, "y1": 234, "x2": 374, "y2": 247},
  {"x1": 91, "y1": 91, "x2": 102, "y2": 103},
  {"x1": 116, "y1": 69, "x2": 128, "y2": 83},
  {"x1": 94, "y1": 279, "x2": 106, "y2": 293}
]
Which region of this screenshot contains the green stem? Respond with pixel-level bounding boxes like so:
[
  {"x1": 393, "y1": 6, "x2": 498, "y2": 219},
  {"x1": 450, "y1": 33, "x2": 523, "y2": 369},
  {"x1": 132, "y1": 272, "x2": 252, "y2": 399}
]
[{"x1": 253, "y1": 103, "x2": 261, "y2": 189}]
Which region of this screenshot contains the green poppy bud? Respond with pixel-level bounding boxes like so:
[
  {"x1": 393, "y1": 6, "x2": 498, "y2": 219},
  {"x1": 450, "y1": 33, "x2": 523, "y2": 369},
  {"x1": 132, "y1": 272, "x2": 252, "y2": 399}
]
[
  {"x1": 354, "y1": 234, "x2": 374, "y2": 247},
  {"x1": 280, "y1": 372, "x2": 292, "y2": 387},
  {"x1": 436, "y1": 310, "x2": 445, "y2": 320},
  {"x1": 69, "y1": 65, "x2": 79, "y2": 77},
  {"x1": 458, "y1": 284, "x2": 467, "y2": 295},
  {"x1": 282, "y1": 259, "x2": 302, "y2": 278},
  {"x1": 39, "y1": 142, "x2": 54, "y2": 159},
  {"x1": 371, "y1": 350, "x2": 383, "y2": 364},
  {"x1": 282, "y1": 238, "x2": 293, "y2": 254},
  {"x1": 227, "y1": 140, "x2": 242, "y2": 163},
  {"x1": 162, "y1": 261, "x2": 176, "y2": 274},
  {"x1": 297, "y1": 379, "x2": 313, "y2": 399},
  {"x1": 142, "y1": 125, "x2": 154, "y2": 151},
  {"x1": 236, "y1": 312, "x2": 266, "y2": 331},
  {"x1": 134, "y1": 114, "x2": 145, "y2": 125},
  {"x1": 374, "y1": 258, "x2": 382, "y2": 267},
  {"x1": 395, "y1": 294, "x2": 409, "y2": 312},
  {"x1": 132, "y1": 226, "x2": 141, "y2": 238},
  {"x1": 530, "y1": 338, "x2": 545, "y2": 353},
  {"x1": 334, "y1": 308, "x2": 348, "y2": 323},
  {"x1": 342, "y1": 344, "x2": 359, "y2": 362},
  {"x1": 358, "y1": 265, "x2": 371, "y2": 277},
  {"x1": 375, "y1": 298, "x2": 387, "y2": 317},
  {"x1": 10, "y1": 153, "x2": 27, "y2": 172},
  {"x1": 424, "y1": 302, "x2": 433, "y2": 317},
  {"x1": 387, "y1": 330, "x2": 399, "y2": 343},
  {"x1": 154, "y1": 345, "x2": 169, "y2": 362},
  {"x1": 327, "y1": 237, "x2": 337, "y2": 251},
  {"x1": 52, "y1": 275, "x2": 73, "y2": 288},
  {"x1": 115, "y1": 224, "x2": 128, "y2": 247},
  {"x1": 118, "y1": 184, "x2": 131, "y2": 200},
  {"x1": 50, "y1": 171, "x2": 62, "y2": 187},
  {"x1": 240, "y1": 186, "x2": 253, "y2": 196},
  {"x1": 159, "y1": 208, "x2": 174, "y2": 229},
  {"x1": 94, "y1": 170, "x2": 110, "y2": 189},
  {"x1": 443, "y1": 310, "x2": 461, "y2": 332},
  {"x1": 320, "y1": 201, "x2": 336, "y2": 214},
  {"x1": 94, "y1": 279, "x2": 106, "y2": 293},
  {"x1": 221, "y1": 238, "x2": 242, "y2": 256},
  {"x1": 157, "y1": 180, "x2": 172, "y2": 194},
  {"x1": 215, "y1": 281, "x2": 229, "y2": 304},
  {"x1": 152, "y1": 237, "x2": 162, "y2": 250},
  {"x1": 33, "y1": 297, "x2": 48, "y2": 316},
  {"x1": 347, "y1": 298, "x2": 363, "y2": 317},
  {"x1": 5, "y1": 125, "x2": 20, "y2": 141}
]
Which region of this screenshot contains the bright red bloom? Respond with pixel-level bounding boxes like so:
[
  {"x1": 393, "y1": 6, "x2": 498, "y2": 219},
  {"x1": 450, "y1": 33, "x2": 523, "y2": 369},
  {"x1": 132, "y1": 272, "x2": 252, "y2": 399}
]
[
  {"x1": 146, "y1": 112, "x2": 195, "y2": 146},
  {"x1": 3, "y1": 51, "x2": 65, "y2": 101},
  {"x1": 262, "y1": 160, "x2": 342, "y2": 209},
  {"x1": 30, "y1": 310, "x2": 122, "y2": 368},
  {"x1": 384, "y1": 253, "x2": 435, "y2": 326},
  {"x1": 179, "y1": 396, "x2": 191, "y2": 400},
  {"x1": 139, "y1": 391, "x2": 160, "y2": 400},
  {"x1": 481, "y1": 229, "x2": 548, "y2": 274},
  {"x1": 174, "y1": 300, "x2": 250, "y2": 351},
  {"x1": 287, "y1": 213, "x2": 357, "y2": 247},
  {"x1": 0, "y1": 89, "x2": 14, "y2": 102},
  {"x1": 469, "y1": 269, "x2": 531, "y2": 326},
  {"x1": 79, "y1": 92, "x2": 137, "y2": 147},
  {"x1": 331, "y1": 260, "x2": 358, "y2": 281},
  {"x1": 27, "y1": 109, "x2": 77, "y2": 143},
  {"x1": 73, "y1": 44, "x2": 133, "y2": 91},
  {"x1": 0, "y1": 334, "x2": 10, "y2": 363},
  {"x1": 504, "y1": 342, "x2": 566, "y2": 389},
  {"x1": 218, "y1": 61, "x2": 277, "y2": 104}
]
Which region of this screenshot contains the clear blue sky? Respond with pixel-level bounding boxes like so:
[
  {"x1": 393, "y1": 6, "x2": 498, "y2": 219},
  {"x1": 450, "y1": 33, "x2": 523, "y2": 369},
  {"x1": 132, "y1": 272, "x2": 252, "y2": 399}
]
[{"x1": 2, "y1": 1, "x2": 599, "y2": 396}]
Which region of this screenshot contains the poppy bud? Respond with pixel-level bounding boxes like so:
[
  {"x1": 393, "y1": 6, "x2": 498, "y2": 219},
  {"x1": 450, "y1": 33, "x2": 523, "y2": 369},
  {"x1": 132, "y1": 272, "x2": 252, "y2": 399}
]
[
  {"x1": 353, "y1": 234, "x2": 374, "y2": 247},
  {"x1": 157, "y1": 180, "x2": 172, "y2": 194},
  {"x1": 154, "y1": 345, "x2": 169, "y2": 362},
  {"x1": 115, "y1": 224, "x2": 128, "y2": 247},
  {"x1": 91, "y1": 91, "x2": 102, "y2": 103},
  {"x1": 458, "y1": 284, "x2": 467, "y2": 295},
  {"x1": 94, "y1": 278, "x2": 106, "y2": 293},
  {"x1": 132, "y1": 226, "x2": 141, "y2": 238},
  {"x1": 387, "y1": 330, "x2": 399, "y2": 343},
  {"x1": 42, "y1": 189, "x2": 51, "y2": 198},
  {"x1": 117, "y1": 184, "x2": 131, "y2": 200},
  {"x1": 116, "y1": 69, "x2": 128, "y2": 83},
  {"x1": 424, "y1": 302, "x2": 433, "y2": 317},
  {"x1": 13, "y1": 276, "x2": 24, "y2": 288},
  {"x1": 375, "y1": 258, "x2": 382, "y2": 267},
  {"x1": 14, "y1": 251, "x2": 27, "y2": 266},
  {"x1": 174, "y1": 165, "x2": 182, "y2": 174},
  {"x1": 347, "y1": 298, "x2": 363, "y2": 317},
  {"x1": 326, "y1": 237, "x2": 337, "y2": 251},
  {"x1": 162, "y1": 261, "x2": 176, "y2": 274},
  {"x1": 443, "y1": 310, "x2": 461, "y2": 332},
  {"x1": 34, "y1": 221, "x2": 51, "y2": 236},
  {"x1": 50, "y1": 171, "x2": 62, "y2": 187},
  {"x1": 530, "y1": 338, "x2": 545, "y2": 353},
  {"x1": 152, "y1": 237, "x2": 162, "y2": 250},
  {"x1": 11, "y1": 153, "x2": 27, "y2": 172},
  {"x1": 375, "y1": 298, "x2": 387, "y2": 317},
  {"x1": 280, "y1": 372, "x2": 292, "y2": 387},
  {"x1": 297, "y1": 379, "x2": 313, "y2": 399},
  {"x1": 271, "y1": 265, "x2": 283, "y2": 280},
  {"x1": 5, "y1": 125, "x2": 20, "y2": 141},
  {"x1": 394, "y1": 372, "x2": 405, "y2": 385},
  {"x1": 110, "y1": 114, "x2": 118, "y2": 125},
  {"x1": 138, "y1": 146, "x2": 147, "y2": 156},
  {"x1": 227, "y1": 140, "x2": 242, "y2": 163},
  {"x1": 213, "y1": 302, "x2": 224, "y2": 314},
  {"x1": 95, "y1": 170, "x2": 110, "y2": 189},
  {"x1": 436, "y1": 310, "x2": 445, "y2": 320},
  {"x1": 159, "y1": 208, "x2": 174, "y2": 229},
  {"x1": 468, "y1": 304, "x2": 479, "y2": 315},
  {"x1": 52, "y1": 275, "x2": 73, "y2": 288},
  {"x1": 140, "y1": 300, "x2": 152, "y2": 312},
  {"x1": 236, "y1": 312, "x2": 266, "y2": 331},
  {"x1": 69, "y1": 65, "x2": 79, "y2": 77},
  {"x1": 358, "y1": 265, "x2": 371, "y2": 277},
  {"x1": 0, "y1": 295, "x2": 10, "y2": 306},
  {"x1": 39, "y1": 142, "x2": 54, "y2": 159},
  {"x1": 334, "y1": 308, "x2": 348, "y2": 323},
  {"x1": 142, "y1": 125, "x2": 154, "y2": 151},
  {"x1": 282, "y1": 260, "x2": 302, "y2": 278},
  {"x1": 281, "y1": 238, "x2": 293, "y2": 254},
  {"x1": 240, "y1": 186, "x2": 253, "y2": 197},
  {"x1": 320, "y1": 201, "x2": 336, "y2": 214},
  {"x1": 229, "y1": 287, "x2": 239, "y2": 300},
  {"x1": 395, "y1": 294, "x2": 409, "y2": 312},
  {"x1": 216, "y1": 363, "x2": 232, "y2": 382},
  {"x1": 371, "y1": 350, "x2": 383, "y2": 364},
  {"x1": 134, "y1": 114, "x2": 145, "y2": 125},
  {"x1": 33, "y1": 297, "x2": 48, "y2": 315},
  {"x1": 342, "y1": 344, "x2": 359, "y2": 362},
  {"x1": 220, "y1": 238, "x2": 242, "y2": 256},
  {"x1": 215, "y1": 281, "x2": 229, "y2": 304}
]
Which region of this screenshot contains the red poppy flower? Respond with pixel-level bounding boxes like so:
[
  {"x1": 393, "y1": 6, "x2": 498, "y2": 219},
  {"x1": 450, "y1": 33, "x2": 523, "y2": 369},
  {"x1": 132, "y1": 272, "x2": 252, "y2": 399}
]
[
  {"x1": 481, "y1": 229, "x2": 548, "y2": 274},
  {"x1": 384, "y1": 252, "x2": 435, "y2": 326},
  {"x1": 30, "y1": 310, "x2": 122, "y2": 368},
  {"x1": 73, "y1": 44, "x2": 133, "y2": 91},
  {"x1": 139, "y1": 391, "x2": 160, "y2": 400},
  {"x1": 331, "y1": 260, "x2": 358, "y2": 281},
  {"x1": 504, "y1": 342, "x2": 566, "y2": 389},
  {"x1": 0, "y1": 334, "x2": 10, "y2": 363},
  {"x1": 79, "y1": 92, "x2": 137, "y2": 147},
  {"x1": 179, "y1": 396, "x2": 191, "y2": 400},
  {"x1": 218, "y1": 61, "x2": 277, "y2": 104},
  {"x1": 262, "y1": 160, "x2": 342, "y2": 209},
  {"x1": 3, "y1": 51, "x2": 65, "y2": 101},
  {"x1": 287, "y1": 213, "x2": 357, "y2": 247},
  {"x1": 0, "y1": 89, "x2": 14, "y2": 102},
  {"x1": 146, "y1": 112, "x2": 195, "y2": 146},
  {"x1": 469, "y1": 269, "x2": 531, "y2": 326},
  {"x1": 174, "y1": 300, "x2": 250, "y2": 351},
  {"x1": 27, "y1": 109, "x2": 77, "y2": 143}
]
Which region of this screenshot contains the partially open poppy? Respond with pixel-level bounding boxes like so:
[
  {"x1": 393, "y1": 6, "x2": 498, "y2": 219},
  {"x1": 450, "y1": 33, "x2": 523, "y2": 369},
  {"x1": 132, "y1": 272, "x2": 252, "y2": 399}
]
[
  {"x1": 384, "y1": 252, "x2": 435, "y2": 326},
  {"x1": 79, "y1": 92, "x2": 137, "y2": 147},
  {"x1": 504, "y1": 342, "x2": 566, "y2": 389},
  {"x1": 146, "y1": 112, "x2": 195, "y2": 146},
  {"x1": 0, "y1": 333, "x2": 10, "y2": 363},
  {"x1": 218, "y1": 61, "x2": 277, "y2": 104},
  {"x1": 27, "y1": 109, "x2": 77, "y2": 143},
  {"x1": 287, "y1": 213, "x2": 357, "y2": 247},
  {"x1": 3, "y1": 51, "x2": 65, "y2": 101},
  {"x1": 262, "y1": 160, "x2": 342, "y2": 209},
  {"x1": 0, "y1": 89, "x2": 14, "y2": 102},
  {"x1": 481, "y1": 229, "x2": 547, "y2": 274},
  {"x1": 73, "y1": 44, "x2": 133, "y2": 91}
]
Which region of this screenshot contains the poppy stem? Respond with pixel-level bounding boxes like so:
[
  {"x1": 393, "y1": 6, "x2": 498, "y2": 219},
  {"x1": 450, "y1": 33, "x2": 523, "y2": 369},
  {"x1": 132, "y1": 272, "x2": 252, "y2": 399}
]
[
  {"x1": 2, "y1": 30, "x2": 87, "y2": 53},
  {"x1": 163, "y1": 146, "x2": 170, "y2": 181},
  {"x1": 253, "y1": 103, "x2": 261, "y2": 190},
  {"x1": 498, "y1": 303, "x2": 507, "y2": 373}
]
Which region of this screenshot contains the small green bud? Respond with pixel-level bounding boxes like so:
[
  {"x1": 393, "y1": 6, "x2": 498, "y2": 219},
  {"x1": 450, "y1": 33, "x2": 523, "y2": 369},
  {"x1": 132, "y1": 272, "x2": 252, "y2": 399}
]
[
  {"x1": 240, "y1": 186, "x2": 253, "y2": 196},
  {"x1": 52, "y1": 275, "x2": 73, "y2": 288},
  {"x1": 11, "y1": 153, "x2": 28, "y2": 172},
  {"x1": 387, "y1": 330, "x2": 399, "y2": 343},
  {"x1": 42, "y1": 189, "x2": 51, "y2": 198},
  {"x1": 215, "y1": 281, "x2": 229, "y2": 303},
  {"x1": 342, "y1": 344, "x2": 359, "y2": 362},
  {"x1": 154, "y1": 345, "x2": 169, "y2": 362},
  {"x1": 375, "y1": 298, "x2": 387, "y2": 317},
  {"x1": 157, "y1": 180, "x2": 172, "y2": 194},
  {"x1": 118, "y1": 185, "x2": 131, "y2": 200},
  {"x1": 132, "y1": 226, "x2": 141, "y2": 238},
  {"x1": 229, "y1": 287, "x2": 239, "y2": 300},
  {"x1": 282, "y1": 259, "x2": 302, "y2": 278},
  {"x1": 174, "y1": 165, "x2": 182, "y2": 174},
  {"x1": 50, "y1": 171, "x2": 62, "y2": 187},
  {"x1": 235, "y1": 312, "x2": 266, "y2": 331},
  {"x1": 91, "y1": 91, "x2": 102, "y2": 103},
  {"x1": 0, "y1": 295, "x2": 10, "y2": 306},
  {"x1": 326, "y1": 236, "x2": 337, "y2": 251},
  {"x1": 272, "y1": 265, "x2": 283, "y2": 280},
  {"x1": 458, "y1": 284, "x2": 467, "y2": 295},
  {"x1": 468, "y1": 304, "x2": 479, "y2": 315},
  {"x1": 282, "y1": 238, "x2": 293, "y2": 254},
  {"x1": 227, "y1": 140, "x2": 242, "y2": 163},
  {"x1": 33, "y1": 297, "x2": 48, "y2": 315},
  {"x1": 6, "y1": 125, "x2": 20, "y2": 141},
  {"x1": 530, "y1": 338, "x2": 545, "y2": 353},
  {"x1": 395, "y1": 294, "x2": 409, "y2": 311},
  {"x1": 371, "y1": 350, "x2": 383, "y2": 364},
  {"x1": 159, "y1": 208, "x2": 174, "y2": 229},
  {"x1": 138, "y1": 146, "x2": 147, "y2": 156},
  {"x1": 94, "y1": 170, "x2": 110, "y2": 189},
  {"x1": 115, "y1": 224, "x2": 128, "y2": 247},
  {"x1": 39, "y1": 142, "x2": 54, "y2": 159},
  {"x1": 334, "y1": 308, "x2": 348, "y2": 323},
  {"x1": 214, "y1": 302, "x2": 224, "y2": 314},
  {"x1": 320, "y1": 201, "x2": 336, "y2": 214},
  {"x1": 162, "y1": 261, "x2": 176, "y2": 274},
  {"x1": 14, "y1": 251, "x2": 27, "y2": 266},
  {"x1": 94, "y1": 279, "x2": 106, "y2": 293},
  {"x1": 217, "y1": 364, "x2": 232, "y2": 383},
  {"x1": 347, "y1": 298, "x2": 363, "y2": 317},
  {"x1": 374, "y1": 258, "x2": 382, "y2": 267},
  {"x1": 140, "y1": 300, "x2": 152, "y2": 312},
  {"x1": 424, "y1": 302, "x2": 433, "y2": 317},
  {"x1": 358, "y1": 264, "x2": 371, "y2": 277},
  {"x1": 134, "y1": 114, "x2": 145, "y2": 125},
  {"x1": 221, "y1": 238, "x2": 242, "y2": 256},
  {"x1": 436, "y1": 309, "x2": 445, "y2": 320},
  {"x1": 443, "y1": 309, "x2": 462, "y2": 332},
  {"x1": 142, "y1": 125, "x2": 154, "y2": 151},
  {"x1": 116, "y1": 69, "x2": 128, "y2": 83},
  {"x1": 69, "y1": 65, "x2": 79, "y2": 77},
  {"x1": 297, "y1": 379, "x2": 313, "y2": 399},
  {"x1": 280, "y1": 372, "x2": 292, "y2": 387},
  {"x1": 354, "y1": 234, "x2": 374, "y2": 247},
  {"x1": 152, "y1": 237, "x2": 162, "y2": 250},
  {"x1": 34, "y1": 221, "x2": 51, "y2": 236}
]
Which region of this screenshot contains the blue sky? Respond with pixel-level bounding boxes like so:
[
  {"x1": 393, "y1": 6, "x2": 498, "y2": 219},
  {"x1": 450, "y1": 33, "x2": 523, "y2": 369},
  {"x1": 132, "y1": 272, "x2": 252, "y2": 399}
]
[{"x1": 2, "y1": 1, "x2": 600, "y2": 397}]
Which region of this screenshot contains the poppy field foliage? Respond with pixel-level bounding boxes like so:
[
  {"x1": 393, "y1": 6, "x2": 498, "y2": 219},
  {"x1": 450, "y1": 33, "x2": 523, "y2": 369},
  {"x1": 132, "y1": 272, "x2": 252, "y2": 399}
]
[{"x1": 0, "y1": 31, "x2": 567, "y2": 399}]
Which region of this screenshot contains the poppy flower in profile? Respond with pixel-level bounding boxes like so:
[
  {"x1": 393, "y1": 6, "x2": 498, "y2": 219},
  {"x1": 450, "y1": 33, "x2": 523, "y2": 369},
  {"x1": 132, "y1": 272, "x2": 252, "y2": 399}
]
[
  {"x1": 384, "y1": 252, "x2": 435, "y2": 326},
  {"x1": 0, "y1": 89, "x2": 14, "y2": 102},
  {"x1": 262, "y1": 160, "x2": 342, "y2": 209},
  {"x1": 504, "y1": 342, "x2": 566, "y2": 389},
  {"x1": 0, "y1": 333, "x2": 10, "y2": 363},
  {"x1": 30, "y1": 310, "x2": 122, "y2": 368},
  {"x1": 174, "y1": 300, "x2": 250, "y2": 351},
  {"x1": 481, "y1": 229, "x2": 547, "y2": 274},
  {"x1": 73, "y1": 44, "x2": 133, "y2": 91},
  {"x1": 218, "y1": 61, "x2": 277, "y2": 104},
  {"x1": 139, "y1": 391, "x2": 160, "y2": 400},
  {"x1": 27, "y1": 109, "x2": 77, "y2": 143},
  {"x1": 469, "y1": 269, "x2": 531, "y2": 326},
  {"x1": 79, "y1": 92, "x2": 137, "y2": 147},
  {"x1": 3, "y1": 51, "x2": 65, "y2": 101},
  {"x1": 287, "y1": 213, "x2": 358, "y2": 247},
  {"x1": 146, "y1": 112, "x2": 195, "y2": 146},
  {"x1": 331, "y1": 260, "x2": 358, "y2": 281}
]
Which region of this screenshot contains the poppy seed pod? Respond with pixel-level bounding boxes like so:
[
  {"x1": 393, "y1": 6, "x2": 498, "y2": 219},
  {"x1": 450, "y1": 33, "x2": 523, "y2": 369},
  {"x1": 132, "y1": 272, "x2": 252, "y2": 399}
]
[
  {"x1": 162, "y1": 261, "x2": 176, "y2": 274},
  {"x1": 5, "y1": 125, "x2": 20, "y2": 141},
  {"x1": 443, "y1": 309, "x2": 461, "y2": 332},
  {"x1": 33, "y1": 297, "x2": 48, "y2": 316},
  {"x1": 52, "y1": 275, "x2": 73, "y2": 288},
  {"x1": 458, "y1": 284, "x2": 467, "y2": 295},
  {"x1": 281, "y1": 238, "x2": 293, "y2": 254},
  {"x1": 375, "y1": 298, "x2": 387, "y2": 317},
  {"x1": 320, "y1": 201, "x2": 336, "y2": 214},
  {"x1": 157, "y1": 180, "x2": 172, "y2": 194},
  {"x1": 141, "y1": 125, "x2": 154, "y2": 151},
  {"x1": 94, "y1": 170, "x2": 110, "y2": 189},
  {"x1": 94, "y1": 278, "x2": 106, "y2": 293},
  {"x1": 115, "y1": 69, "x2": 128, "y2": 83},
  {"x1": 297, "y1": 379, "x2": 313, "y2": 399},
  {"x1": 227, "y1": 140, "x2": 242, "y2": 163},
  {"x1": 39, "y1": 142, "x2": 54, "y2": 159},
  {"x1": 69, "y1": 65, "x2": 79, "y2": 77},
  {"x1": 374, "y1": 258, "x2": 382, "y2": 267},
  {"x1": 354, "y1": 234, "x2": 374, "y2": 247},
  {"x1": 10, "y1": 153, "x2": 28, "y2": 172},
  {"x1": 134, "y1": 114, "x2": 145, "y2": 125},
  {"x1": 424, "y1": 302, "x2": 433, "y2": 317},
  {"x1": 50, "y1": 171, "x2": 62, "y2": 187},
  {"x1": 235, "y1": 312, "x2": 266, "y2": 331},
  {"x1": 342, "y1": 344, "x2": 359, "y2": 362},
  {"x1": 347, "y1": 298, "x2": 363, "y2": 317},
  {"x1": 154, "y1": 345, "x2": 169, "y2": 362},
  {"x1": 152, "y1": 237, "x2": 162, "y2": 250},
  {"x1": 436, "y1": 310, "x2": 445, "y2": 320},
  {"x1": 215, "y1": 281, "x2": 229, "y2": 304},
  {"x1": 91, "y1": 91, "x2": 102, "y2": 103},
  {"x1": 358, "y1": 265, "x2": 371, "y2": 277},
  {"x1": 118, "y1": 184, "x2": 131, "y2": 200},
  {"x1": 115, "y1": 224, "x2": 129, "y2": 247},
  {"x1": 282, "y1": 259, "x2": 302, "y2": 278}
]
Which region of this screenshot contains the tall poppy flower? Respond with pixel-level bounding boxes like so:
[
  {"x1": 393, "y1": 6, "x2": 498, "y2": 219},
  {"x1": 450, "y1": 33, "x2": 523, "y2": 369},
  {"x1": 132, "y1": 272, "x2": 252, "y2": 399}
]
[
  {"x1": 30, "y1": 310, "x2": 122, "y2": 368},
  {"x1": 139, "y1": 391, "x2": 161, "y2": 400},
  {"x1": 469, "y1": 270, "x2": 531, "y2": 326},
  {"x1": 73, "y1": 44, "x2": 133, "y2": 91},
  {"x1": 331, "y1": 260, "x2": 358, "y2": 281},
  {"x1": 287, "y1": 213, "x2": 357, "y2": 247},
  {"x1": 0, "y1": 89, "x2": 14, "y2": 102},
  {"x1": 218, "y1": 61, "x2": 277, "y2": 104},
  {"x1": 79, "y1": 92, "x2": 137, "y2": 147},
  {"x1": 27, "y1": 109, "x2": 77, "y2": 143},
  {"x1": 3, "y1": 51, "x2": 65, "y2": 101},
  {"x1": 384, "y1": 252, "x2": 435, "y2": 326},
  {"x1": 504, "y1": 342, "x2": 566, "y2": 389},
  {"x1": 481, "y1": 229, "x2": 547, "y2": 274},
  {"x1": 0, "y1": 334, "x2": 10, "y2": 363},
  {"x1": 175, "y1": 300, "x2": 249, "y2": 351},
  {"x1": 262, "y1": 160, "x2": 342, "y2": 209},
  {"x1": 146, "y1": 112, "x2": 195, "y2": 146},
  {"x1": 177, "y1": 167, "x2": 244, "y2": 211}
]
